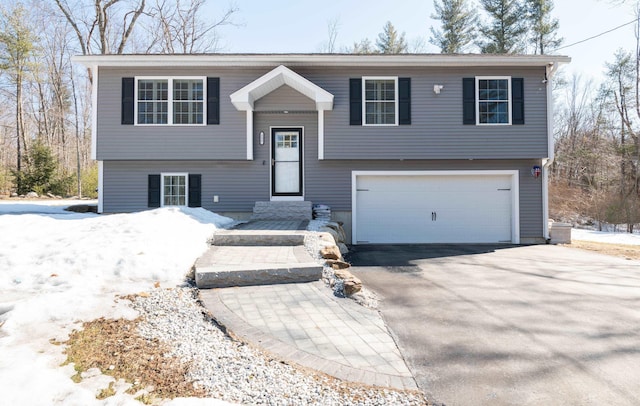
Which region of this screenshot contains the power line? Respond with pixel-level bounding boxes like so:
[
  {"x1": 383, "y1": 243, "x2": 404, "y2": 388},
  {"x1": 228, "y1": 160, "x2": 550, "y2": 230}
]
[{"x1": 556, "y1": 18, "x2": 637, "y2": 51}]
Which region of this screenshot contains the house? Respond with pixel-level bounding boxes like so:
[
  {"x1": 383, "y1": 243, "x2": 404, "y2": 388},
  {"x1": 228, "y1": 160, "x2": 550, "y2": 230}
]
[{"x1": 73, "y1": 53, "x2": 570, "y2": 244}]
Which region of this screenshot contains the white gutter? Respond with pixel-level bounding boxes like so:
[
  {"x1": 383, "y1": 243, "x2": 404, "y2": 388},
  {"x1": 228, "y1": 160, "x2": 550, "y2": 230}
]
[{"x1": 542, "y1": 62, "x2": 561, "y2": 242}]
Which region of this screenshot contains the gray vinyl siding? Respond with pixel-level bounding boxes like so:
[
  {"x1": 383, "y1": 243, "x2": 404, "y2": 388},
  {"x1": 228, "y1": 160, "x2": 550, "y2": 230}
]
[
  {"x1": 98, "y1": 62, "x2": 547, "y2": 239},
  {"x1": 96, "y1": 66, "x2": 549, "y2": 161},
  {"x1": 97, "y1": 67, "x2": 266, "y2": 160},
  {"x1": 103, "y1": 109, "x2": 544, "y2": 238},
  {"x1": 254, "y1": 85, "x2": 316, "y2": 112},
  {"x1": 103, "y1": 160, "x2": 268, "y2": 213},
  {"x1": 303, "y1": 66, "x2": 548, "y2": 160}
]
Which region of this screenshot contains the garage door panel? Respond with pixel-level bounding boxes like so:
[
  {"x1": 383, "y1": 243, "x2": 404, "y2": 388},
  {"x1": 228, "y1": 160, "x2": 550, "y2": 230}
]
[{"x1": 355, "y1": 173, "x2": 515, "y2": 244}]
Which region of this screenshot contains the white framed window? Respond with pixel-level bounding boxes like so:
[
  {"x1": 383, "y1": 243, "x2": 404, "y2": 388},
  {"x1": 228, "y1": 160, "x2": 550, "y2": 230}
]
[
  {"x1": 363, "y1": 77, "x2": 398, "y2": 126},
  {"x1": 135, "y1": 77, "x2": 205, "y2": 125},
  {"x1": 161, "y1": 173, "x2": 188, "y2": 206},
  {"x1": 138, "y1": 79, "x2": 168, "y2": 124},
  {"x1": 476, "y1": 76, "x2": 511, "y2": 125}
]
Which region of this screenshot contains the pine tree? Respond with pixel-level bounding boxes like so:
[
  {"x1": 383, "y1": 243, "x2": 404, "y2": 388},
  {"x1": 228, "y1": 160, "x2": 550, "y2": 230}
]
[
  {"x1": 478, "y1": 0, "x2": 528, "y2": 53},
  {"x1": 0, "y1": 4, "x2": 39, "y2": 191},
  {"x1": 12, "y1": 141, "x2": 57, "y2": 195},
  {"x1": 351, "y1": 38, "x2": 375, "y2": 54},
  {"x1": 429, "y1": 0, "x2": 478, "y2": 53},
  {"x1": 376, "y1": 21, "x2": 408, "y2": 54},
  {"x1": 524, "y1": 0, "x2": 562, "y2": 54}
]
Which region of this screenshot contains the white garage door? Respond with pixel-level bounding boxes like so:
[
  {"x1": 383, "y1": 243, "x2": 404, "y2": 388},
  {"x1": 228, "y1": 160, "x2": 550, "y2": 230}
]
[{"x1": 353, "y1": 172, "x2": 518, "y2": 244}]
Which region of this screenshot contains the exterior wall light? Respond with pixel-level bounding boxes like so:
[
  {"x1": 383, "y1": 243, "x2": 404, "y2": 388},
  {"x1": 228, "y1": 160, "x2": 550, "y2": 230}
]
[
  {"x1": 259, "y1": 131, "x2": 265, "y2": 145},
  {"x1": 532, "y1": 165, "x2": 541, "y2": 178},
  {"x1": 433, "y1": 85, "x2": 444, "y2": 94}
]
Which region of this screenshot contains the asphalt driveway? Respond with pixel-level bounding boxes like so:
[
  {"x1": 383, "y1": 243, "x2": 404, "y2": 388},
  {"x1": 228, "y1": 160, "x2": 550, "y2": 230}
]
[{"x1": 348, "y1": 244, "x2": 640, "y2": 406}]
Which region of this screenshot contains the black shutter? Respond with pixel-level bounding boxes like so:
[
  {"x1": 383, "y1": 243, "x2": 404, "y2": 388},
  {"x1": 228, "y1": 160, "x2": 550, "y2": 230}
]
[
  {"x1": 188, "y1": 174, "x2": 202, "y2": 207},
  {"x1": 511, "y1": 78, "x2": 524, "y2": 125},
  {"x1": 148, "y1": 174, "x2": 161, "y2": 208},
  {"x1": 122, "y1": 77, "x2": 134, "y2": 125},
  {"x1": 349, "y1": 78, "x2": 362, "y2": 125},
  {"x1": 462, "y1": 78, "x2": 475, "y2": 125},
  {"x1": 207, "y1": 77, "x2": 220, "y2": 125},
  {"x1": 398, "y1": 77, "x2": 411, "y2": 125}
]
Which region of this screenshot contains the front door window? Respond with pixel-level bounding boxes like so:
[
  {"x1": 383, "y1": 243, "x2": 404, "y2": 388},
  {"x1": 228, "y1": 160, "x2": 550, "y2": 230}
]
[{"x1": 272, "y1": 128, "x2": 302, "y2": 196}]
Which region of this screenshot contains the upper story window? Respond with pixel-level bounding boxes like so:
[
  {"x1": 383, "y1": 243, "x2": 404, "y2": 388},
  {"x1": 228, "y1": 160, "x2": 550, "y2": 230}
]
[
  {"x1": 173, "y1": 79, "x2": 204, "y2": 124},
  {"x1": 476, "y1": 77, "x2": 511, "y2": 125},
  {"x1": 135, "y1": 77, "x2": 205, "y2": 125},
  {"x1": 363, "y1": 77, "x2": 398, "y2": 126},
  {"x1": 138, "y1": 79, "x2": 168, "y2": 124}
]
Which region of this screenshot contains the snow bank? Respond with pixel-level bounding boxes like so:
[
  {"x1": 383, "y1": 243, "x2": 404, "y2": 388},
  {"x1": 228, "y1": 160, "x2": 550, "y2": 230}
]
[
  {"x1": 0, "y1": 199, "x2": 97, "y2": 214},
  {"x1": 572, "y1": 228, "x2": 640, "y2": 246},
  {"x1": 0, "y1": 203, "x2": 234, "y2": 405}
]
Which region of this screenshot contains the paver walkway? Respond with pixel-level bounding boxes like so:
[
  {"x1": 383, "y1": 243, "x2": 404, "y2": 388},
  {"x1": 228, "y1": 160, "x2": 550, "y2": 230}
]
[
  {"x1": 200, "y1": 281, "x2": 417, "y2": 390},
  {"x1": 197, "y1": 219, "x2": 417, "y2": 390}
]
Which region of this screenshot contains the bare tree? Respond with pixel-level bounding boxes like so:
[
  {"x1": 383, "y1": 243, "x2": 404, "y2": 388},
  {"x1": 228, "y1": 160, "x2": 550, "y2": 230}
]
[
  {"x1": 54, "y1": 0, "x2": 146, "y2": 84},
  {"x1": 318, "y1": 17, "x2": 340, "y2": 53},
  {"x1": 143, "y1": 0, "x2": 237, "y2": 53},
  {"x1": 54, "y1": 0, "x2": 146, "y2": 55}
]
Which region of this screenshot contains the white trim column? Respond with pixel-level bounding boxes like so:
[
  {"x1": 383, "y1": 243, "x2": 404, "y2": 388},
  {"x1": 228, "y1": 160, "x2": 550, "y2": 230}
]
[
  {"x1": 318, "y1": 109, "x2": 324, "y2": 160},
  {"x1": 246, "y1": 110, "x2": 254, "y2": 160}
]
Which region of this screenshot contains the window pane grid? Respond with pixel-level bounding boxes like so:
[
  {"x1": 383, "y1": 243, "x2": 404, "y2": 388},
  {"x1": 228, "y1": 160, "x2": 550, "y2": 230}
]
[
  {"x1": 137, "y1": 80, "x2": 168, "y2": 124},
  {"x1": 137, "y1": 78, "x2": 204, "y2": 125},
  {"x1": 478, "y1": 79, "x2": 509, "y2": 124},
  {"x1": 172, "y1": 79, "x2": 204, "y2": 124},
  {"x1": 163, "y1": 175, "x2": 186, "y2": 206},
  {"x1": 364, "y1": 79, "x2": 397, "y2": 125},
  {"x1": 276, "y1": 133, "x2": 298, "y2": 148}
]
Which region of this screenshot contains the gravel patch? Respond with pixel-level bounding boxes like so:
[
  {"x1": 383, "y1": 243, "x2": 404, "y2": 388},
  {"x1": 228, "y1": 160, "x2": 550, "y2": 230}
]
[{"x1": 132, "y1": 287, "x2": 426, "y2": 405}]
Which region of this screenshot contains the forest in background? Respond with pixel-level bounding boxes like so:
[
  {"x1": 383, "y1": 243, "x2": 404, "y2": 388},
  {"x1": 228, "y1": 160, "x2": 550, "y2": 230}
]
[{"x1": 0, "y1": 0, "x2": 638, "y2": 231}]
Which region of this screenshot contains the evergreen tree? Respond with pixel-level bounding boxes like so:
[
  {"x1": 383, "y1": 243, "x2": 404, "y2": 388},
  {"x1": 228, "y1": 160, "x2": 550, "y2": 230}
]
[
  {"x1": 525, "y1": 0, "x2": 562, "y2": 54},
  {"x1": 12, "y1": 141, "x2": 57, "y2": 195},
  {"x1": 478, "y1": 0, "x2": 528, "y2": 53},
  {"x1": 351, "y1": 38, "x2": 375, "y2": 54},
  {"x1": 0, "y1": 4, "x2": 39, "y2": 191},
  {"x1": 376, "y1": 21, "x2": 408, "y2": 54},
  {"x1": 429, "y1": 0, "x2": 478, "y2": 53}
]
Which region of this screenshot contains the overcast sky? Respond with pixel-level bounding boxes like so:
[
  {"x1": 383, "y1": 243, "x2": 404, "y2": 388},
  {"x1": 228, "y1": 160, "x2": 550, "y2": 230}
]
[{"x1": 214, "y1": 0, "x2": 635, "y2": 82}]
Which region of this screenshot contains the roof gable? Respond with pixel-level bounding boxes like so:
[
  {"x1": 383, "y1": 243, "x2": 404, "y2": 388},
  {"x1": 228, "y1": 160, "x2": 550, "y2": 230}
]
[{"x1": 229, "y1": 65, "x2": 333, "y2": 111}]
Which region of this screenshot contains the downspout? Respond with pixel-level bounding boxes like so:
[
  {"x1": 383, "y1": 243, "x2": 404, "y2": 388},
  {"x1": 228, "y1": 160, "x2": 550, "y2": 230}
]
[{"x1": 542, "y1": 62, "x2": 559, "y2": 242}]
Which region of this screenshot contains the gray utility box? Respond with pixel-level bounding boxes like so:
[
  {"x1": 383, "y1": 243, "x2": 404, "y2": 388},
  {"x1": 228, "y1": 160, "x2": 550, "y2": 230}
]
[{"x1": 549, "y1": 222, "x2": 572, "y2": 244}]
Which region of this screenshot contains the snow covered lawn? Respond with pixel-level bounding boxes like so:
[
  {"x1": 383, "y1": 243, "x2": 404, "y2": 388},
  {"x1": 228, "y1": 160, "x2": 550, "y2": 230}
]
[
  {"x1": 0, "y1": 201, "x2": 234, "y2": 405},
  {"x1": 572, "y1": 228, "x2": 640, "y2": 246}
]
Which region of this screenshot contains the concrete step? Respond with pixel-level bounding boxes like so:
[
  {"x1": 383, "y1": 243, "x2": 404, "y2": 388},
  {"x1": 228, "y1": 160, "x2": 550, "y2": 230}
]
[
  {"x1": 195, "y1": 246, "x2": 323, "y2": 288},
  {"x1": 212, "y1": 229, "x2": 306, "y2": 246},
  {"x1": 212, "y1": 220, "x2": 308, "y2": 246},
  {"x1": 252, "y1": 201, "x2": 312, "y2": 220}
]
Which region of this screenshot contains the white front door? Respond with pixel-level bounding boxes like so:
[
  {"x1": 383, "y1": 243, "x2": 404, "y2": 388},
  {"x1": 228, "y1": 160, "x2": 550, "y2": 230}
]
[{"x1": 272, "y1": 128, "x2": 303, "y2": 197}]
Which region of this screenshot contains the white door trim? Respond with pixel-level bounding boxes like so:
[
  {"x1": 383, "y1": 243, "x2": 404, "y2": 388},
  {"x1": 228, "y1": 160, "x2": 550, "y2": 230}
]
[
  {"x1": 270, "y1": 126, "x2": 304, "y2": 201},
  {"x1": 351, "y1": 170, "x2": 520, "y2": 244}
]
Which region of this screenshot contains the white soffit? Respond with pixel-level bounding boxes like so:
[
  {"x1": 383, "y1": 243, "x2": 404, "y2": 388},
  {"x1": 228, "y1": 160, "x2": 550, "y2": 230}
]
[{"x1": 229, "y1": 65, "x2": 334, "y2": 111}]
